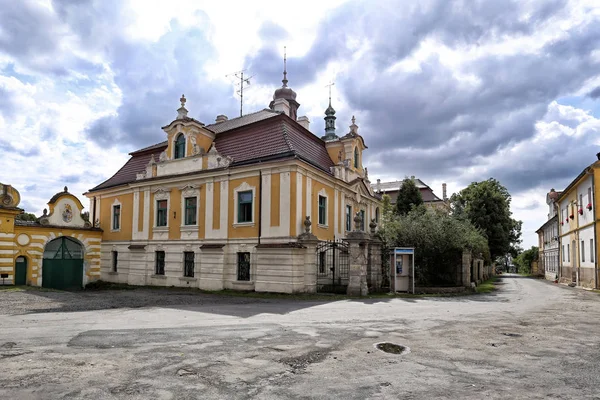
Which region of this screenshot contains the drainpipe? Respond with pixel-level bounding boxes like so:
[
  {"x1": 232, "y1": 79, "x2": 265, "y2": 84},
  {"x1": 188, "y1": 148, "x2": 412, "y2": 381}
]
[
  {"x1": 591, "y1": 168, "x2": 598, "y2": 289},
  {"x1": 91, "y1": 196, "x2": 96, "y2": 225}
]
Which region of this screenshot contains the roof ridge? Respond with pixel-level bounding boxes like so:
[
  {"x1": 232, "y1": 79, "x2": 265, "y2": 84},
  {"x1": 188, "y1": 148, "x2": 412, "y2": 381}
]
[{"x1": 280, "y1": 120, "x2": 296, "y2": 154}]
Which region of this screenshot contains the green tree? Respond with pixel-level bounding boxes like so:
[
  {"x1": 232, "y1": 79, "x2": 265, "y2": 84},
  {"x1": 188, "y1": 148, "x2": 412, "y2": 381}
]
[
  {"x1": 15, "y1": 212, "x2": 37, "y2": 221},
  {"x1": 515, "y1": 246, "x2": 539, "y2": 274},
  {"x1": 395, "y1": 178, "x2": 423, "y2": 216},
  {"x1": 379, "y1": 207, "x2": 489, "y2": 286},
  {"x1": 450, "y1": 178, "x2": 522, "y2": 260}
]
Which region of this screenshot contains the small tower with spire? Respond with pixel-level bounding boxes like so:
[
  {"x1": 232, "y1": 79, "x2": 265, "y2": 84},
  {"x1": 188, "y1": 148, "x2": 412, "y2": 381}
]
[
  {"x1": 322, "y1": 82, "x2": 338, "y2": 141},
  {"x1": 269, "y1": 46, "x2": 300, "y2": 120}
]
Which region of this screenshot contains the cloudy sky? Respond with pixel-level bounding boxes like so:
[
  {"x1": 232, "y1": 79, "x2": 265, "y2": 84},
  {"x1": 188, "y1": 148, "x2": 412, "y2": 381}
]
[{"x1": 1, "y1": 0, "x2": 599, "y2": 249}]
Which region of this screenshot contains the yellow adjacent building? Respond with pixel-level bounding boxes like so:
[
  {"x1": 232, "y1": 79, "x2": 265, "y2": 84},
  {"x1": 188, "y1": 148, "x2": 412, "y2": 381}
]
[
  {"x1": 0, "y1": 184, "x2": 102, "y2": 289},
  {"x1": 85, "y1": 72, "x2": 381, "y2": 293},
  {"x1": 557, "y1": 154, "x2": 600, "y2": 288}
]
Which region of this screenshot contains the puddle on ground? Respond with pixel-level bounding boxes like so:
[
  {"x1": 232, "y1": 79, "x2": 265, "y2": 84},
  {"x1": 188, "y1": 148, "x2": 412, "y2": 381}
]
[{"x1": 374, "y1": 342, "x2": 411, "y2": 355}]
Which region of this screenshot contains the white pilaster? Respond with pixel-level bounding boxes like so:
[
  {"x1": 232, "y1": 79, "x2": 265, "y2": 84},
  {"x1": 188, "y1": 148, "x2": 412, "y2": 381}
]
[
  {"x1": 141, "y1": 189, "x2": 150, "y2": 239},
  {"x1": 205, "y1": 182, "x2": 214, "y2": 238}
]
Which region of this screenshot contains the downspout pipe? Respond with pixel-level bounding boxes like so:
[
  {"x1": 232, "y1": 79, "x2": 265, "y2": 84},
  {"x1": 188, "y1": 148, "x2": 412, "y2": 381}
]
[{"x1": 591, "y1": 168, "x2": 598, "y2": 289}]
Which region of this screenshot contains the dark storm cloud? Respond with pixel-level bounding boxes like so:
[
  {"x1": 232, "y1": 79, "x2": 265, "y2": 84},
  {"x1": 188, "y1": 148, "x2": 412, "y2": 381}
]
[
  {"x1": 589, "y1": 87, "x2": 600, "y2": 99},
  {"x1": 252, "y1": 0, "x2": 597, "y2": 196}
]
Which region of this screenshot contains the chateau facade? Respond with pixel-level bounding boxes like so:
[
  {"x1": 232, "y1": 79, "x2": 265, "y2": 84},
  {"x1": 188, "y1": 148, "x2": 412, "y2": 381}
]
[{"x1": 85, "y1": 70, "x2": 381, "y2": 293}]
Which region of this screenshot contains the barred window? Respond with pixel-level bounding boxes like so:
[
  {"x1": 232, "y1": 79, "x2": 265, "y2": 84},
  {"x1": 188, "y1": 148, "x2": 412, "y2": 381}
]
[
  {"x1": 184, "y1": 251, "x2": 194, "y2": 277},
  {"x1": 155, "y1": 251, "x2": 165, "y2": 275},
  {"x1": 237, "y1": 252, "x2": 250, "y2": 281}
]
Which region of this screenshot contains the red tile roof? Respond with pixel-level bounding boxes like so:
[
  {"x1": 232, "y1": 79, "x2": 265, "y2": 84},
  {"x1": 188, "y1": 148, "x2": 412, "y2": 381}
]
[{"x1": 89, "y1": 112, "x2": 334, "y2": 192}]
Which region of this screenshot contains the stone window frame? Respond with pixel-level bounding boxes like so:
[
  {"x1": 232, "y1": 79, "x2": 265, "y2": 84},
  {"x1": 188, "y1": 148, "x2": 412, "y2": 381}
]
[
  {"x1": 111, "y1": 198, "x2": 122, "y2": 232},
  {"x1": 153, "y1": 188, "x2": 171, "y2": 229},
  {"x1": 233, "y1": 181, "x2": 256, "y2": 227},
  {"x1": 317, "y1": 188, "x2": 328, "y2": 228},
  {"x1": 180, "y1": 185, "x2": 200, "y2": 229}
]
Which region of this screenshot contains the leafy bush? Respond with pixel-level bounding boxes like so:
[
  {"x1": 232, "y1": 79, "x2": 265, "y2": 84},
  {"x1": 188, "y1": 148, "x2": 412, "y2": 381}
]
[{"x1": 379, "y1": 206, "x2": 489, "y2": 286}]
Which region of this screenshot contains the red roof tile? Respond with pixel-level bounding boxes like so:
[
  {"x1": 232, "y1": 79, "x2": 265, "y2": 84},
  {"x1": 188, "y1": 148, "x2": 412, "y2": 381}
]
[{"x1": 89, "y1": 112, "x2": 335, "y2": 192}]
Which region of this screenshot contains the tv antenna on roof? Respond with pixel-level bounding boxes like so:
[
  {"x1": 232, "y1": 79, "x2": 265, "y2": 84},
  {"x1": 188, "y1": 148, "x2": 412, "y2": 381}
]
[
  {"x1": 226, "y1": 70, "x2": 254, "y2": 117},
  {"x1": 325, "y1": 81, "x2": 335, "y2": 105}
]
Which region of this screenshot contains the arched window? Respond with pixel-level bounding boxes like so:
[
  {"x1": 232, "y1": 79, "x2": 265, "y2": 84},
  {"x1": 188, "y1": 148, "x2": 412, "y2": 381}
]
[
  {"x1": 354, "y1": 147, "x2": 359, "y2": 169},
  {"x1": 174, "y1": 134, "x2": 185, "y2": 159}
]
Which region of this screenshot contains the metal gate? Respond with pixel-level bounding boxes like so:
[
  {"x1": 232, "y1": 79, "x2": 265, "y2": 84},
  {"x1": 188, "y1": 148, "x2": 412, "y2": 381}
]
[
  {"x1": 316, "y1": 240, "x2": 349, "y2": 293},
  {"x1": 42, "y1": 237, "x2": 84, "y2": 290}
]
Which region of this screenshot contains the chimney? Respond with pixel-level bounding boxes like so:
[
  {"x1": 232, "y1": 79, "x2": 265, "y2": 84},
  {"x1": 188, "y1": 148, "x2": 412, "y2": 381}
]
[
  {"x1": 376, "y1": 179, "x2": 381, "y2": 193},
  {"x1": 272, "y1": 98, "x2": 291, "y2": 116},
  {"x1": 215, "y1": 114, "x2": 228, "y2": 124},
  {"x1": 297, "y1": 116, "x2": 310, "y2": 131},
  {"x1": 442, "y1": 183, "x2": 447, "y2": 201},
  {"x1": 597, "y1": 152, "x2": 600, "y2": 161}
]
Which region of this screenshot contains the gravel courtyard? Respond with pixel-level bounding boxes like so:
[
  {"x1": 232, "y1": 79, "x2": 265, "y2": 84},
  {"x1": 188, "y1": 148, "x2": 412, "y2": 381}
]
[{"x1": 1, "y1": 275, "x2": 600, "y2": 399}]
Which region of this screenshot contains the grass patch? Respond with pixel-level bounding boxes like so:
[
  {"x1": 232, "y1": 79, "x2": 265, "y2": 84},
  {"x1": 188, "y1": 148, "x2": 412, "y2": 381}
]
[
  {"x1": 476, "y1": 276, "x2": 499, "y2": 293},
  {"x1": 0, "y1": 285, "x2": 59, "y2": 292}
]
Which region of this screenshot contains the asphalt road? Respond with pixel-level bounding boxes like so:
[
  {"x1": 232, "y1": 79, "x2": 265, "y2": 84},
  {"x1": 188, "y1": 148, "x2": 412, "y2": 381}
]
[{"x1": 1, "y1": 275, "x2": 599, "y2": 399}]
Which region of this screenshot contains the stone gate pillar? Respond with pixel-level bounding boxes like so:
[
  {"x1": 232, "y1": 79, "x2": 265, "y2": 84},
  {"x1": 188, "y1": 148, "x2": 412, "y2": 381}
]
[
  {"x1": 298, "y1": 216, "x2": 319, "y2": 294},
  {"x1": 368, "y1": 219, "x2": 382, "y2": 292},
  {"x1": 462, "y1": 250, "x2": 472, "y2": 288},
  {"x1": 346, "y1": 213, "x2": 370, "y2": 296}
]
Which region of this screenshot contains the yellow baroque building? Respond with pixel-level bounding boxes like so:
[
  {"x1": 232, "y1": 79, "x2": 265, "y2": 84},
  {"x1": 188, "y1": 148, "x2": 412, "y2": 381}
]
[
  {"x1": 0, "y1": 184, "x2": 102, "y2": 288},
  {"x1": 557, "y1": 154, "x2": 600, "y2": 288},
  {"x1": 85, "y1": 75, "x2": 381, "y2": 293}
]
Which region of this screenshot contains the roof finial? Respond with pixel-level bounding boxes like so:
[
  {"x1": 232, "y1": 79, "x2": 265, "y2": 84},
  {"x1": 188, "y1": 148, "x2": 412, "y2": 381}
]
[
  {"x1": 282, "y1": 46, "x2": 288, "y2": 87},
  {"x1": 177, "y1": 94, "x2": 188, "y2": 119},
  {"x1": 64, "y1": 186, "x2": 68, "y2": 193},
  {"x1": 351, "y1": 115, "x2": 356, "y2": 125}
]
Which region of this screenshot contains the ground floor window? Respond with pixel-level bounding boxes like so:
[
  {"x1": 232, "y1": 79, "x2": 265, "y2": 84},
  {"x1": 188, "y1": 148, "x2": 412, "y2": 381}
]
[
  {"x1": 582, "y1": 240, "x2": 585, "y2": 262},
  {"x1": 237, "y1": 252, "x2": 250, "y2": 281},
  {"x1": 591, "y1": 239, "x2": 595, "y2": 263},
  {"x1": 184, "y1": 251, "x2": 194, "y2": 277},
  {"x1": 155, "y1": 251, "x2": 165, "y2": 275},
  {"x1": 111, "y1": 250, "x2": 118, "y2": 272}
]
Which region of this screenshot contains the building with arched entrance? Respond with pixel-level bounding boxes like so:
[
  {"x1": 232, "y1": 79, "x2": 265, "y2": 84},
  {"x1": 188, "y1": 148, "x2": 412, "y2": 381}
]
[{"x1": 0, "y1": 183, "x2": 102, "y2": 288}]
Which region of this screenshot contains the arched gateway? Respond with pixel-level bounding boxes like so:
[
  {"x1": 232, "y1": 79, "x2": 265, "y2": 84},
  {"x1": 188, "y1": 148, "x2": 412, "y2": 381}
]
[{"x1": 42, "y1": 236, "x2": 85, "y2": 290}]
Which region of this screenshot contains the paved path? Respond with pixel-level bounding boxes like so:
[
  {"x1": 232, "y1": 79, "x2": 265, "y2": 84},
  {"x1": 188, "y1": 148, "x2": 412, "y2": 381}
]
[{"x1": 1, "y1": 275, "x2": 599, "y2": 399}]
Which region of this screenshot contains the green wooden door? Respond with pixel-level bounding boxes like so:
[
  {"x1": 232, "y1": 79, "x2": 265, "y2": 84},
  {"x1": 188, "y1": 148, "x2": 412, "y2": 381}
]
[
  {"x1": 15, "y1": 257, "x2": 27, "y2": 285},
  {"x1": 42, "y1": 237, "x2": 84, "y2": 290}
]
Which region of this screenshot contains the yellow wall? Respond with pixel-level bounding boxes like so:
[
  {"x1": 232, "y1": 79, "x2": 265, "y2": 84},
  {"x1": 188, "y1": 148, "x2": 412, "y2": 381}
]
[
  {"x1": 326, "y1": 142, "x2": 344, "y2": 165},
  {"x1": 228, "y1": 176, "x2": 260, "y2": 238},
  {"x1": 312, "y1": 179, "x2": 335, "y2": 240},
  {"x1": 100, "y1": 193, "x2": 134, "y2": 241},
  {"x1": 0, "y1": 222, "x2": 101, "y2": 287},
  {"x1": 270, "y1": 173, "x2": 280, "y2": 227},
  {"x1": 338, "y1": 190, "x2": 342, "y2": 234},
  {"x1": 301, "y1": 175, "x2": 307, "y2": 228}
]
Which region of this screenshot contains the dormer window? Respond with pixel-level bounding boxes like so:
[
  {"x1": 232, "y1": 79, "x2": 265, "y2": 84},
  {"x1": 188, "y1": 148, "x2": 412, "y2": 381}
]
[
  {"x1": 174, "y1": 133, "x2": 185, "y2": 159},
  {"x1": 354, "y1": 147, "x2": 359, "y2": 169}
]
